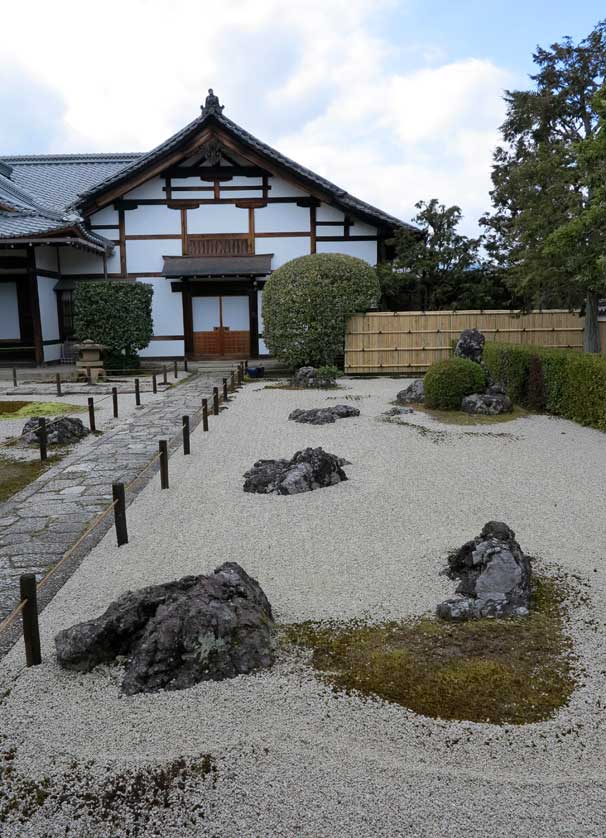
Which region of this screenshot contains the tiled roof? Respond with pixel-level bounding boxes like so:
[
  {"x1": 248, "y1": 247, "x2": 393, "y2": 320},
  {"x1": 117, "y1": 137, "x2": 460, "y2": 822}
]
[{"x1": 1, "y1": 153, "x2": 141, "y2": 212}]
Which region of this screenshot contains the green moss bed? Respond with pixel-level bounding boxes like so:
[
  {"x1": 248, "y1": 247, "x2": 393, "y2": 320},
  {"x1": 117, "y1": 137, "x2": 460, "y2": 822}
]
[
  {"x1": 0, "y1": 401, "x2": 86, "y2": 420},
  {"x1": 283, "y1": 577, "x2": 576, "y2": 725},
  {"x1": 0, "y1": 456, "x2": 61, "y2": 503}
]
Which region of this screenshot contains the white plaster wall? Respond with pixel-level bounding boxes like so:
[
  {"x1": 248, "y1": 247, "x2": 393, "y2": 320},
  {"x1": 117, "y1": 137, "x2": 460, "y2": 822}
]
[
  {"x1": 125, "y1": 239, "x2": 182, "y2": 274},
  {"x1": 257, "y1": 289, "x2": 268, "y2": 354},
  {"x1": 317, "y1": 203, "x2": 345, "y2": 222},
  {"x1": 255, "y1": 203, "x2": 310, "y2": 233},
  {"x1": 316, "y1": 240, "x2": 378, "y2": 264},
  {"x1": 0, "y1": 282, "x2": 20, "y2": 339},
  {"x1": 58, "y1": 247, "x2": 105, "y2": 275},
  {"x1": 255, "y1": 236, "x2": 311, "y2": 268},
  {"x1": 221, "y1": 189, "x2": 263, "y2": 199},
  {"x1": 35, "y1": 247, "x2": 58, "y2": 272},
  {"x1": 349, "y1": 220, "x2": 377, "y2": 236},
  {"x1": 187, "y1": 204, "x2": 248, "y2": 234},
  {"x1": 228, "y1": 177, "x2": 263, "y2": 188},
  {"x1": 125, "y1": 204, "x2": 181, "y2": 235},
  {"x1": 268, "y1": 176, "x2": 308, "y2": 198},
  {"x1": 136, "y1": 277, "x2": 183, "y2": 336},
  {"x1": 37, "y1": 276, "x2": 61, "y2": 361},
  {"x1": 89, "y1": 206, "x2": 120, "y2": 226},
  {"x1": 125, "y1": 177, "x2": 166, "y2": 200},
  {"x1": 105, "y1": 248, "x2": 122, "y2": 274},
  {"x1": 140, "y1": 339, "x2": 184, "y2": 358}
]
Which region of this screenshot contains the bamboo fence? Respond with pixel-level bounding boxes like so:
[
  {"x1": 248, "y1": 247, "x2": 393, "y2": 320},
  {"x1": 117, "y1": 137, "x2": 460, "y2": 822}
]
[{"x1": 344, "y1": 309, "x2": 586, "y2": 374}]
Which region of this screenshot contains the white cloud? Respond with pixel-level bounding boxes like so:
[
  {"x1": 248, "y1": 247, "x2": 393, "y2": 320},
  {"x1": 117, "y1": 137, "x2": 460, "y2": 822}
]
[{"x1": 0, "y1": 0, "x2": 513, "y2": 232}]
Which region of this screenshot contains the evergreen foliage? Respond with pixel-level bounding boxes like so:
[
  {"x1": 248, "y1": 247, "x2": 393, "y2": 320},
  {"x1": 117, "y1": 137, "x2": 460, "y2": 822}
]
[
  {"x1": 73, "y1": 282, "x2": 154, "y2": 370},
  {"x1": 423, "y1": 358, "x2": 486, "y2": 410},
  {"x1": 262, "y1": 253, "x2": 379, "y2": 368}
]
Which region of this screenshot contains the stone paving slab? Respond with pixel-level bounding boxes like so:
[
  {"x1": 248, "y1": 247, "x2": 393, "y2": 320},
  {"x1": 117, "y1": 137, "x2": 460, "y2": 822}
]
[{"x1": 0, "y1": 372, "x2": 223, "y2": 622}]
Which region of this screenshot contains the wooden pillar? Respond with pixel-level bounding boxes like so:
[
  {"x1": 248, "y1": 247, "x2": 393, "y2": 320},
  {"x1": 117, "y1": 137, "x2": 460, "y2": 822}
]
[
  {"x1": 182, "y1": 282, "x2": 193, "y2": 357},
  {"x1": 26, "y1": 248, "x2": 43, "y2": 365},
  {"x1": 249, "y1": 283, "x2": 259, "y2": 359}
]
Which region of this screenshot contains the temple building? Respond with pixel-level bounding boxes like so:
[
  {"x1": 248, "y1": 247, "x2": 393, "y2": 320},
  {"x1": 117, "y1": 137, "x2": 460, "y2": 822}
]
[{"x1": 0, "y1": 90, "x2": 413, "y2": 362}]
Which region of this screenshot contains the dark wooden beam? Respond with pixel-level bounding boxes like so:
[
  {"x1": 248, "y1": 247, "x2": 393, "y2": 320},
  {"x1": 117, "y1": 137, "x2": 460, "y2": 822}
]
[
  {"x1": 26, "y1": 249, "x2": 43, "y2": 364},
  {"x1": 166, "y1": 165, "x2": 269, "y2": 178}
]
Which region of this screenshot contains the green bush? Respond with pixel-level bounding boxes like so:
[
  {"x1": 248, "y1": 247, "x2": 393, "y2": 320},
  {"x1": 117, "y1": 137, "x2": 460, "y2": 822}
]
[
  {"x1": 262, "y1": 253, "x2": 380, "y2": 368},
  {"x1": 483, "y1": 342, "x2": 606, "y2": 431},
  {"x1": 73, "y1": 282, "x2": 154, "y2": 370},
  {"x1": 424, "y1": 358, "x2": 486, "y2": 410}
]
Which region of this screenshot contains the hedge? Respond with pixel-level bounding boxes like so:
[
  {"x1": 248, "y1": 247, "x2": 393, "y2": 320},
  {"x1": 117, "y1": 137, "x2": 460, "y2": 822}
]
[
  {"x1": 424, "y1": 357, "x2": 486, "y2": 410},
  {"x1": 262, "y1": 253, "x2": 380, "y2": 368},
  {"x1": 483, "y1": 342, "x2": 606, "y2": 431},
  {"x1": 73, "y1": 281, "x2": 154, "y2": 370}
]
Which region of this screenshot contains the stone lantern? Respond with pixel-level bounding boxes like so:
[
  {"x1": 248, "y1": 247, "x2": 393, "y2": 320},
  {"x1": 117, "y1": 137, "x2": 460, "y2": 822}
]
[{"x1": 75, "y1": 339, "x2": 107, "y2": 383}]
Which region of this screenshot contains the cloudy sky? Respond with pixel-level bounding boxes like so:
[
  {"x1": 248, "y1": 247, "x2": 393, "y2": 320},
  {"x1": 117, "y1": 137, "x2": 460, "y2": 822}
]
[{"x1": 0, "y1": 1, "x2": 603, "y2": 232}]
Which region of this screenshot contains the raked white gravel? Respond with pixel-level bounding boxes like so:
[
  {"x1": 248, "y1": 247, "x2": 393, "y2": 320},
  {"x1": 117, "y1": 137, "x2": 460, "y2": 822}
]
[{"x1": 1, "y1": 377, "x2": 605, "y2": 837}]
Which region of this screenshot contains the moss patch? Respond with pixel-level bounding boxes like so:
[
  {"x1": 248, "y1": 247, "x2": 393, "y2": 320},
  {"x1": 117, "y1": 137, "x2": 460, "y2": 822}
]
[
  {"x1": 411, "y1": 403, "x2": 530, "y2": 426},
  {"x1": 282, "y1": 577, "x2": 576, "y2": 725},
  {"x1": 0, "y1": 401, "x2": 86, "y2": 420},
  {"x1": 0, "y1": 455, "x2": 61, "y2": 502}
]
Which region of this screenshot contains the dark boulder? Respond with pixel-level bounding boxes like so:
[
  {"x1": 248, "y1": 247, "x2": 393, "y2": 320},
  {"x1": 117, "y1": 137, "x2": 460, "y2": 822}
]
[
  {"x1": 22, "y1": 416, "x2": 89, "y2": 445},
  {"x1": 396, "y1": 379, "x2": 424, "y2": 405},
  {"x1": 293, "y1": 367, "x2": 337, "y2": 388},
  {"x1": 437, "y1": 521, "x2": 531, "y2": 621},
  {"x1": 461, "y1": 392, "x2": 513, "y2": 415},
  {"x1": 453, "y1": 329, "x2": 485, "y2": 364},
  {"x1": 243, "y1": 446, "x2": 348, "y2": 494},
  {"x1": 55, "y1": 562, "x2": 274, "y2": 695},
  {"x1": 288, "y1": 405, "x2": 360, "y2": 425}
]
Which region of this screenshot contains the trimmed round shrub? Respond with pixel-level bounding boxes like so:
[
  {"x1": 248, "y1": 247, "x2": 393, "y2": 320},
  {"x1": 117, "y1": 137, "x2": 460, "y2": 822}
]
[
  {"x1": 424, "y1": 358, "x2": 486, "y2": 410},
  {"x1": 262, "y1": 253, "x2": 380, "y2": 368}
]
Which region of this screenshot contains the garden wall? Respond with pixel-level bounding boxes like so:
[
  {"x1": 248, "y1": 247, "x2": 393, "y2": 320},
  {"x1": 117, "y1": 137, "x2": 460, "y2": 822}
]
[{"x1": 344, "y1": 310, "x2": 585, "y2": 375}]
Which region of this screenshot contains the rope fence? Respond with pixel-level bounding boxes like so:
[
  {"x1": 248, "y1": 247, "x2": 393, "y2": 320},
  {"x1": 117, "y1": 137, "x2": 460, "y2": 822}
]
[{"x1": 0, "y1": 361, "x2": 246, "y2": 666}]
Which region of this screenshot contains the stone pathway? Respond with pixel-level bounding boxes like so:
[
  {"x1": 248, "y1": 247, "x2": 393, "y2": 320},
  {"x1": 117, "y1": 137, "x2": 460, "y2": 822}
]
[{"x1": 0, "y1": 372, "x2": 223, "y2": 623}]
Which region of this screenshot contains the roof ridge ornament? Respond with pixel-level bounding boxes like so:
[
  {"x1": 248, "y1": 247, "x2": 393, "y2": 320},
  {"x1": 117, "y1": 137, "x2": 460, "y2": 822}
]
[{"x1": 201, "y1": 88, "x2": 224, "y2": 117}]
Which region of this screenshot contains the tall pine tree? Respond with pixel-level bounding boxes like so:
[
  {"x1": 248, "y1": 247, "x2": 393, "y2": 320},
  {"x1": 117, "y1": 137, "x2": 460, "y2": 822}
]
[{"x1": 481, "y1": 21, "x2": 606, "y2": 351}]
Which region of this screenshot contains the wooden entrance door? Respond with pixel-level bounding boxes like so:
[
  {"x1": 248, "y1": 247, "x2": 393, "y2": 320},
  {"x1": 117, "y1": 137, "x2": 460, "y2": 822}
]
[{"x1": 192, "y1": 295, "x2": 250, "y2": 357}]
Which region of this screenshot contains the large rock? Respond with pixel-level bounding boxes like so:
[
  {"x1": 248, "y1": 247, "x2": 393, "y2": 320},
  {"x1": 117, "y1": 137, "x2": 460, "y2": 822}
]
[
  {"x1": 55, "y1": 562, "x2": 274, "y2": 695},
  {"x1": 293, "y1": 367, "x2": 336, "y2": 388},
  {"x1": 21, "y1": 415, "x2": 89, "y2": 445},
  {"x1": 396, "y1": 379, "x2": 424, "y2": 405},
  {"x1": 243, "y1": 447, "x2": 348, "y2": 494},
  {"x1": 461, "y1": 392, "x2": 513, "y2": 416},
  {"x1": 453, "y1": 329, "x2": 485, "y2": 364},
  {"x1": 288, "y1": 405, "x2": 360, "y2": 425},
  {"x1": 437, "y1": 521, "x2": 531, "y2": 621}
]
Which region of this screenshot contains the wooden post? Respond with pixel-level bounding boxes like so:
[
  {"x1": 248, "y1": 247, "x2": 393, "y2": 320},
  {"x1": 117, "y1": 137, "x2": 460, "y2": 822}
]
[
  {"x1": 237, "y1": 363, "x2": 243, "y2": 386},
  {"x1": 213, "y1": 387, "x2": 219, "y2": 415},
  {"x1": 86, "y1": 367, "x2": 92, "y2": 386},
  {"x1": 182, "y1": 415, "x2": 190, "y2": 455},
  {"x1": 112, "y1": 386, "x2": 118, "y2": 418},
  {"x1": 152, "y1": 373, "x2": 157, "y2": 394},
  {"x1": 230, "y1": 370, "x2": 236, "y2": 392},
  {"x1": 38, "y1": 417, "x2": 47, "y2": 462},
  {"x1": 162, "y1": 365, "x2": 168, "y2": 386},
  {"x1": 20, "y1": 574, "x2": 41, "y2": 667},
  {"x1": 202, "y1": 399, "x2": 209, "y2": 431},
  {"x1": 87, "y1": 397, "x2": 96, "y2": 432},
  {"x1": 12, "y1": 367, "x2": 18, "y2": 387},
  {"x1": 173, "y1": 359, "x2": 178, "y2": 379},
  {"x1": 222, "y1": 378, "x2": 229, "y2": 402},
  {"x1": 112, "y1": 482, "x2": 128, "y2": 546},
  {"x1": 159, "y1": 440, "x2": 169, "y2": 489},
  {"x1": 134, "y1": 378, "x2": 141, "y2": 406},
  {"x1": 55, "y1": 373, "x2": 62, "y2": 397},
  {"x1": 183, "y1": 356, "x2": 189, "y2": 373}
]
